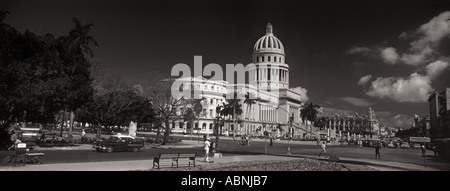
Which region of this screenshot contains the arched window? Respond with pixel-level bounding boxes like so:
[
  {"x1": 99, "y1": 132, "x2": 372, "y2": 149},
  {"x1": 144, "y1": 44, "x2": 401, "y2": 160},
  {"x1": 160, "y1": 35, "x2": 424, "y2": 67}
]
[
  {"x1": 262, "y1": 56, "x2": 264, "y2": 62},
  {"x1": 268, "y1": 56, "x2": 271, "y2": 62},
  {"x1": 202, "y1": 123, "x2": 206, "y2": 129},
  {"x1": 209, "y1": 123, "x2": 213, "y2": 130},
  {"x1": 179, "y1": 122, "x2": 184, "y2": 129}
]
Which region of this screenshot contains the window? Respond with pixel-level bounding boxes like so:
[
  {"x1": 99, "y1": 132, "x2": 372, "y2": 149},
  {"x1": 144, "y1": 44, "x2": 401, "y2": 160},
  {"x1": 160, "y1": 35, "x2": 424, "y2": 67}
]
[
  {"x1": 268, "y1": 56, "x2": 271, "y2": 62},
  {"x1": 172, "y1": 122, "x2": 175, "y2": 129},
  {"x1": 210, "y1": 99, "x2": 213, "y2": 104},
  {"x1": 211, "y1": 86, "x2": 214, "y2": 90},
  {"x1": 202, "y1": 123, "x2": 206, "y2": 129},
  {"x1": 210, "y1": 109, "x2": 213, "y2": 117},
  {"x1": 262, "y1": 56, "x2": 264, "y2": 62},
  {"x1": 179, "y1": 122, "x2": 184, "y2": 129},
  {"x1": 209, "y1": 123, "x2": 213, "y2": 130}
]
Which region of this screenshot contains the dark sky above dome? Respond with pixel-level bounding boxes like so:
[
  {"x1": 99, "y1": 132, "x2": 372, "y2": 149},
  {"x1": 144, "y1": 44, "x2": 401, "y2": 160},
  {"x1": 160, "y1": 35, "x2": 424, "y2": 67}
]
[{"x1": 2, "y1": 0, "x2": 450, "y2": 128}]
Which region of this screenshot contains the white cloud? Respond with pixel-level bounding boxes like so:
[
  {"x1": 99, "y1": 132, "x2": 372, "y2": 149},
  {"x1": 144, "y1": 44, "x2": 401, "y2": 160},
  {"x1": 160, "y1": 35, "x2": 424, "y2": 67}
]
[
  {"x1": 400, "y1": 45, "x2": 434, "y2": 66},
  {"x1": 339, "y1": 97, "x2": 373, "y2": 107},
  {"x1": 357, "y1": 75, "x2": 372, "y2": 85},
  {"x1": 415, "y1": 11, "x2": 450, "y2": 49},
  {"x1": 426, "y1": 60, "x2": 449, "y2": 80},
  {"x1": 291, "y1": 86, "x2": 309, "y2": 101},
  {"x1": 366, "y1": 73, "x2": 433, "y2": 103},
  {"x1": 347, "y1": 46, "x2": 372, "y2": 55},
  {"x1": 380, "y1": 47, "x2": 399, "y2": 64},
  {"x1": 400, "y1": 11, "x2": 450, "y2": 65}
]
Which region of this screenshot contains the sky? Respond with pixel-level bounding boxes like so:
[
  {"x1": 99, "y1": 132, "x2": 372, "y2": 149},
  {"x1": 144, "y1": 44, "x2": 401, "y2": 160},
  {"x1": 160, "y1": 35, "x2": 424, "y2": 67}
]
[{"x1": 1, "y1": 0, "x2": 450, "y2": 128}]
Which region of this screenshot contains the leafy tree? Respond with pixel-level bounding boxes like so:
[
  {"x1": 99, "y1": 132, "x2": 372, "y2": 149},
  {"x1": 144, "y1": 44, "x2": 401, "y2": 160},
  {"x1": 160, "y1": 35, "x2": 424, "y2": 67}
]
[
  {"x1": 58, "y1": 18, "x2": 97, "y2": 139},
  {"x1": 243, "y1": 92, "x2": 256, "y2": 135},
  {"x1": 225, "y1": 92, "x2": 243, "y2": 141},
  {"x1": 300, "y1": 102, "x2": 320, "y2": 138},
  {"x1": 142, "y1": 72, "x2": 184, "y2": 145}
]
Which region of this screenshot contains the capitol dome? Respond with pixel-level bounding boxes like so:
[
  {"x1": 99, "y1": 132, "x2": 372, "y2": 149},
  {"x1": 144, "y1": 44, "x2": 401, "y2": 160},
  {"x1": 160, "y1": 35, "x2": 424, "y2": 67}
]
[{"x1": 253, "y1": 23, "x2": 285, "y2": 55}]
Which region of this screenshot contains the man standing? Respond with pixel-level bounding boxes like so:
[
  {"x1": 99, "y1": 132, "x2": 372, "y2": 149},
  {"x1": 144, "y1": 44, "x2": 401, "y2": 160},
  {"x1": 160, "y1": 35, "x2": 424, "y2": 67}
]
[
  {"x1": 319, "y1": 141, "x2": 327, "y2": 157},
  {"x1": 375, "y1": 141, "x2": 381, "y2": 159},
  {"x1": 421, "y1": 143, "x2": 426, "y2": 157},
  {"x1": 204, "y1": 137, "x2": 211, "y2": 163},
  {"x1": 81, "y1": 129, "x2": 86, "y2": 144}
]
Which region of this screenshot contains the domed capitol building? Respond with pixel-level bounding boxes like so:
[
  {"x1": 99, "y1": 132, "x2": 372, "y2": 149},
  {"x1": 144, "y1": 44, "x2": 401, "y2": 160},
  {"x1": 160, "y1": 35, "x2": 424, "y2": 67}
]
[
  {"x1": 169, "y1": 23, "x2": 313, "y2": 138},
  {"x1": 169, "y1": 23, "x2": 381, "y2": 140}
]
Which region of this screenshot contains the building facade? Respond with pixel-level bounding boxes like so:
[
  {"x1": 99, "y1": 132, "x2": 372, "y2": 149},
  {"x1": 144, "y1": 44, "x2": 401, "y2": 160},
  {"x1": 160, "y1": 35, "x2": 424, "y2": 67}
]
[
  {"x1": 428, "y1": 88, "x2": 450, "y2": 141},
  {"x1": 168, "y1": 23, "x2": 309, "y2": 138}
]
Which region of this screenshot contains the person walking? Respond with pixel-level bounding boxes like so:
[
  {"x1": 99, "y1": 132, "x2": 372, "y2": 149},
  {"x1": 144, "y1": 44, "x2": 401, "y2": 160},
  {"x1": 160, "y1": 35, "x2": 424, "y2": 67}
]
[
  {"x1": 319, "y1": 141, "x2": 327, "y2": 157},
  {"x1": 81, "y1": 129, "x2": 86, "y2": 144},
  {"x1": 375, "y1": 141, "x2": 381, "y2": 159},
  {"x1": 204, "y1": 137, "x2": 211, "y2": 163},
  {"x1": 421, "y1": 143, "x2": 426, "y2": 157}
]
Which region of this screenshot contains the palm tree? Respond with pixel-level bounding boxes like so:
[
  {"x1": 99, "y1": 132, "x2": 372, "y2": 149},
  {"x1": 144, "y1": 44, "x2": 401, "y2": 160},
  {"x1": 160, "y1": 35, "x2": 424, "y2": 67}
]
[
  {"x1": 63, "y1": 18, "x2": 98, "y2": 140},
  {"x1": 300, "y1": 102, "x2": 320, "y2": 139},
  {"x1": 243, "y1": 92, "x2": 256, "y2": 135},
  {"x1": 226, "y1": 92, "x2": 243, "y2": 141}
]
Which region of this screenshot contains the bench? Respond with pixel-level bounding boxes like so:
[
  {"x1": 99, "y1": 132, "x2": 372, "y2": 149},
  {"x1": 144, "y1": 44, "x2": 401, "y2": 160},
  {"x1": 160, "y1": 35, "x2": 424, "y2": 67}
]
[{"x1": 153, "y1": 153, "x2": 196, "y2": 169}]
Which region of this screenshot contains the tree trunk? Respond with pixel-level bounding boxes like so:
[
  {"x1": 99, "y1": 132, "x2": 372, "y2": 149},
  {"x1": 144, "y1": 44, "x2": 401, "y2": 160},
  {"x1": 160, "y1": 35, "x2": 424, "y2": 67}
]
[
  {"x1": 22, "y1": 110, "x2": 27, "y2": 128},
  {"x1": 60, "y1": 109, "x2": 66, "y2": 137},
  {"x1": 68, "y1": 111, "x2": 74, "y2": 141},
  {"x1": 162, "y1": 120, "x2": 170, "y2": 145}
]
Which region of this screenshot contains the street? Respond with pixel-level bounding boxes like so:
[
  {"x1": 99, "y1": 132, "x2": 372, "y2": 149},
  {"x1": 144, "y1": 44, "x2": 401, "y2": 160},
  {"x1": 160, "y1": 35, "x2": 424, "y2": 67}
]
[{"x1": 2, "y1": 136, "x2": 450, "y2": 170}]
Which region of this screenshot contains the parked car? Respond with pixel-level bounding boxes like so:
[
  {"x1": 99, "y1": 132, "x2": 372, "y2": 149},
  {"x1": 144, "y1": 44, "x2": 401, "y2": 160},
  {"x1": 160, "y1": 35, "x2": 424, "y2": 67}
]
[
  {"x1": 93, "y1": 134, "x2": 145, "y2": 152},
  {"x1": 412, "y1": 143, "x2": 421, "y2": 149},
  {"x1": 400, "y1": 142, "x2": 410, "y2": 149},
  {"x1": 387, "y1": 142, "x2": 396, "y2": 148}
]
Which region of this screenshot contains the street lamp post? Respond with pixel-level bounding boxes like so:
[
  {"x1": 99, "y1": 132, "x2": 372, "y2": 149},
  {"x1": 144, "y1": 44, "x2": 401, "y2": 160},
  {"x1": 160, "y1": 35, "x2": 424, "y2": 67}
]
[
  {"x1": 213, "y1": 116, "x2": 222, "y2": 158},
  {"x1": 288, "y1": 113, "x2": 294, "y2": 155}
]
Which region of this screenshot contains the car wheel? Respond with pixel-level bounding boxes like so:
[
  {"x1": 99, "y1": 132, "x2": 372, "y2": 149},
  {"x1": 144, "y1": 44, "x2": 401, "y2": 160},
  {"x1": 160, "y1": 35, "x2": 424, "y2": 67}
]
[
  {"x1": 33, "y1": 156, "x2": 42, "y2": 164},
  {"x1": 106, "y1": 147, "x2": 113, "y2": 153},
  {"x1": 132, "y1": 147, "x2": 139, "y2": 152}
]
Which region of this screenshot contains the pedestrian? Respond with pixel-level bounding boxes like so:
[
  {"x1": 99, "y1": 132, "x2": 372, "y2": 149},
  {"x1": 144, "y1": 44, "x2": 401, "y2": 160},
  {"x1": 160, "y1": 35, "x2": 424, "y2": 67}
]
[
  {"x1": 269, "y1": 136, "x2": 273, "y2": 147},
  {"x1": 210, "y1": 140, "x2": 215, "y2": 162},
  {"x1": 40, "y1": 132, "x2": 46, "y2": 143},
  {"x1": 204, "y1": 137, "x2": 211, "y2": 163},
  {"x1": 319, "y1": 141, "x2": 327, "y2": 157},
  {"x1": 421, "y1": 144, "x2": 426, "y2": 157},
  {"x1": 375, "y1": 141, "x2": 381, "y2": 159},
  {"x1": 81, "y1": 129, "x2": 86, "y2": 144}
]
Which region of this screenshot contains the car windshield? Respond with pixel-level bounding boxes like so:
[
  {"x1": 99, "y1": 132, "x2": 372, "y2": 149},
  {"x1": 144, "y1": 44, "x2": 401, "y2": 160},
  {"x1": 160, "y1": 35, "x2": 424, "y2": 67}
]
[{"x1": 109, "y1": 137, "x2": 120, "y2": 142}]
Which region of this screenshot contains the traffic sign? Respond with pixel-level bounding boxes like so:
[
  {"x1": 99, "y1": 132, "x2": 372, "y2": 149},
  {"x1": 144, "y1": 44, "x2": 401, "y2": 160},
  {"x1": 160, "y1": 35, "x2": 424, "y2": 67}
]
[{"x1": 409, "y1": 137, "x2": 431, "y2": 143}]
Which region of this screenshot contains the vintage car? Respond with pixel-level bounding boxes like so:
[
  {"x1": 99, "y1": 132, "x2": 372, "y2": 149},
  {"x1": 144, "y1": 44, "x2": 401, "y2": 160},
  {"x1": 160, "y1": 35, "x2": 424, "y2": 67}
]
[
  {"x1": 93, "y1": 134, "x2": 145, "y2": 152},
  {"x1": 400, "y1": 142, "x2": 410, "y2": 149},
  {"x1": 387, "y1": 142, "x2": 396, "y2": 148}
]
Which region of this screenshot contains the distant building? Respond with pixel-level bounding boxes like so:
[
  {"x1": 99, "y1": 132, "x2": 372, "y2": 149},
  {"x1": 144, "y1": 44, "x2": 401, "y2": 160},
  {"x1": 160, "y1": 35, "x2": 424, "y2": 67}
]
[
  {"x1": 315, "y1": 106, "x2": 381, "y2": 139},
  {"x1": 428, "y1": 88, "x2": 450, "y2": 141}
]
